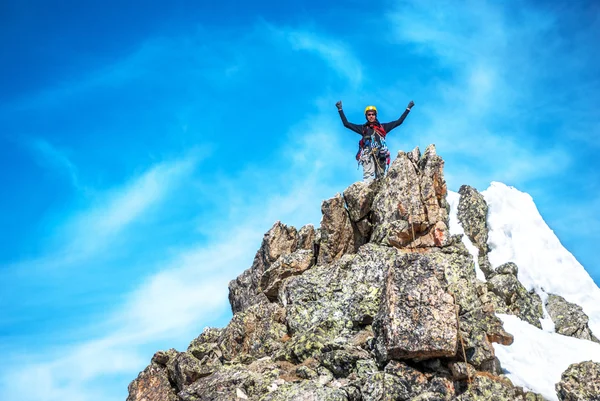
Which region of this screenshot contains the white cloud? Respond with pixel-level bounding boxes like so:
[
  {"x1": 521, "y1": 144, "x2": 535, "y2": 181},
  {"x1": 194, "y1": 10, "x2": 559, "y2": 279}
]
[
  {"x1": 269, "y1": 25, "x2": 363, "y2": 88},
  {"x1": 0, "y1": 102, "x2": 355, "y2": 401},
  {"x1": 28, "y1": 138, "x2": 80, "y2": 188}
]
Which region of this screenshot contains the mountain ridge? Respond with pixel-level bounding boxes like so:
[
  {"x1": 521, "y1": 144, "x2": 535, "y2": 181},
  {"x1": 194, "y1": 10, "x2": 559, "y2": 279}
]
[{"x1": 127, "y1": 145, "x2": 600, "y2": 401}]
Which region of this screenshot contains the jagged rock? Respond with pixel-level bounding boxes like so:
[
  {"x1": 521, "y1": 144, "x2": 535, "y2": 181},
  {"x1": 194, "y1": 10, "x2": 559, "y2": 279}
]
[
  {"x1": 456, "y1": 374, "x2": 539, "y2": 400},
  {"x1": 371, "y1": 145, "x2": 450, "y2": 249},
  {"x1": 177, "y1": 358, "x2": 283, "y2": 400},
  {"x1": 343, "y1": 180, "x2": 378, "y2": 223},
  {"x1": 281, "y1": 244, "x2": 397, "y2": 343},
  {"x1": 319, "y1": 347, "x2": 370, "y2": 378},
  {"x1": 458, "y1": 306, "x2": 513, "y2": 369},
  {"x1": 556, "y1": 360, "x2": 600, "y2": 400},
  {"x1": 127, "y1": 362, "x2": 178, "y2": 401},
  {"x1": 457, "y1": 185, "x2": 489, "y2": 255},
  {"x1": 260, "y1": 249, "x2": 314, "y2": 299},
  {"x1": 128, "y1": 145, "x2": 530, "y2": 401},
  {"x1": 373, "y1": 252, "x2": 458, "y2": 361},
  {"x1": 317, "y1": 194, "x2": 357, "y2": 265},
  {"x1": 260, "y1": 380, "x2": 348, "y2": 401},
  {"x1": 486, "y1": 263, "x2": 543, "y2": 328},
  {"x1": 187, "y1": 327, "x2": 223, "y2": 361},
  {"x1": 168, "y1": 351, "x2": 214, "y2": 389},
  {"x1": 546, "y1": 294, "x2": 600, "y2": 343},
  {"x1": 496, "y1": 262, "x2": 518, "y2": 275},
  {"x1": 298, "y1": 224, "x2": 316, "y2": 251},
  {"x1": 449, "y1": 362, "x2": 477, "y2": 380},
  {"x1": 218, "y1": 302, "x2": 288, "y2": 361},
  {"x1": 152, "y1": 348, "x2": 178, "y2": 366},
  {"x1": 361, "y1": 360, "x2": 453, "y2": 401},
  {"x1": 229, "y1": 222, "x2": 299, "y2": 314}
]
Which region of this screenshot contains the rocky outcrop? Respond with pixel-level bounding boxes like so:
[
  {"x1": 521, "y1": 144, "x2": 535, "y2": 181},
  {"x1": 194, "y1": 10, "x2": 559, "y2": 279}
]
[
  {"x1": 371, "y1": 146, "x2": 450, "y2": 249},
  {"x1": 546, "y1": 294, "x2": 600, "y2": 343},
  {"x1": 127, "y1": 357, "x2": 178, "y2": 401},
  {"x1": 229, "y1": 222, "x2": 314, "y2": 314},
  {"x1": 128, "y1": 145, "x2": 555, "y2": 401},
  {"x1": 317, "y1": 194, "x2": 357, "y2": 265},
  {"x1": 486, "y1": 262, "x2": 544, "y2": 328},
  {"x1": 457, "y1": 185, "x2": 493, "y2": 278},
  {"x1": 373, "y1": 252, "x2": 458, "y2": 361},
  {"x1": 556, "y1": 360, "x2": 600, "y2": 400}
]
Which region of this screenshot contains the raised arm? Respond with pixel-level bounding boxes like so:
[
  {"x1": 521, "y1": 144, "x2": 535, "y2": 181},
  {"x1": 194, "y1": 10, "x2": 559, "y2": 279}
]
[
  {"x1": 336, "y1": 100, "x2": 363, "y2": 134},
  {"x1": 381, "y1": 100, "x2": 415, "y2": 133}
]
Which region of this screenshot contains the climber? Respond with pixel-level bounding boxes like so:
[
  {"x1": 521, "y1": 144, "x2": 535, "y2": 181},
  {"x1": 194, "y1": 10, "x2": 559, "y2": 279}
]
[{"x1": 336, "y1": 100, "x2": 414, "y2": 182}]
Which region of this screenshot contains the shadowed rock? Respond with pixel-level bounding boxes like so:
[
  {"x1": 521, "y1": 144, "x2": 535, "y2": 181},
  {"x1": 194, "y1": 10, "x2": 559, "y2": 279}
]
[{"x1": 229, "y1": 221, "x2": 300, "y2": 314}]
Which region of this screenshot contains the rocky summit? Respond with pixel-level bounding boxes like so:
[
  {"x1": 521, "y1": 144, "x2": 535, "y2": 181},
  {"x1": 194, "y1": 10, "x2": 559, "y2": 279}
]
[{"x1": 127, "y1": 145, "x2": 599, "y2": 401}]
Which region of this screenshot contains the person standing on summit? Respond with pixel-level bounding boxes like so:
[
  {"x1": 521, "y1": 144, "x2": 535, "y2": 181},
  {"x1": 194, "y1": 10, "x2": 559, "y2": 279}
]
[{"x1": 336, "y1": 100, "x2": 414, "y2": 182}]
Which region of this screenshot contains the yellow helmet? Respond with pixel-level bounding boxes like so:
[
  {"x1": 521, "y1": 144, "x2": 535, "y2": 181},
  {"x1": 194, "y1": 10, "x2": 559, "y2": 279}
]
[{"x1": 364, "y1": 105, "x2": 377, "y2": 115}]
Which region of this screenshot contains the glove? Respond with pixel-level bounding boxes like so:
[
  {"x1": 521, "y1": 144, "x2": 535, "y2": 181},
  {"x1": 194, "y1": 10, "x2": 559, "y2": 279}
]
[
  {"x1": 407, "y1": 100, "x2": 415, "y2": 110},
  {"x1": 335, "y1": 100, "x2": 342, "y2": 111}
]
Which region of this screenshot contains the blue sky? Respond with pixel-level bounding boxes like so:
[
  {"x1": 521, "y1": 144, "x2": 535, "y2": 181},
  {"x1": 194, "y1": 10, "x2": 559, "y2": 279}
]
[{"x1": 1, "y1": 0, "x2": 599, "y2": 399}]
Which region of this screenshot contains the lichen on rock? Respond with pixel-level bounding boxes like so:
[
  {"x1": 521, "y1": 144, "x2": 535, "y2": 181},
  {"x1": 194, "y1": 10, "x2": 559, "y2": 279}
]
[
  {"x1": 127, "y1": 145, "x2": 561, "y2": 401},
  {"x1": 546, "y1": 294, "x2": 600, "y2": 343}
]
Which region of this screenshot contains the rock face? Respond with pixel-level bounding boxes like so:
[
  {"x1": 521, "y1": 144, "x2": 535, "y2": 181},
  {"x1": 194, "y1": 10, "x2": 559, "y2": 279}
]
[
  {"x1": 556, "y1": 360, "x2": 600, "y2": 400},
  {"x1": 546, "y1": 294, "x2": 600, "y2": 343},
  {"x1": 486, "y1": 262, "x2": 544, "y2": 328},
  {"x1": 128, "y1": 145, "x2": 564, "y2": 401},
  {"x1": 457, "y1": 185, "x2": 493, "y2": 278},
  {"x1": 371, "y1": 146, "x2": 450, "y2": 249},
  {"x1": 374, "y1": 252, "x2": 459, "y2": 361}
]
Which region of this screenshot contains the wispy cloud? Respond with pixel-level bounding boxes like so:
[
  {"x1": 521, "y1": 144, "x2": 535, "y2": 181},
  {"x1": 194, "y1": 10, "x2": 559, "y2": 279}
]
[
  {"x1": 27, "y1": 138, "x2": 80, "y2": 188},
  {"x1": 268, "y1": 24, "x2": 363, "y2": 88},
  {"x1": 0, "y1": 100, "x2": 352, "y2": 400},
  {"x1": 6, "y1": 152, "x2": 199, "y2": 273},
  {"x1": 384, "y1": 0, "x2": 581, "y2": 188}
]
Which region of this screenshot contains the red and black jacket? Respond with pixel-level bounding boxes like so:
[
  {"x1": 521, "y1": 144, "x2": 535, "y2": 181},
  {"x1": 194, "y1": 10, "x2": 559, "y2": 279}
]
[{"x1": 338, "y1": 108, "x2": 411, "y2": 160}]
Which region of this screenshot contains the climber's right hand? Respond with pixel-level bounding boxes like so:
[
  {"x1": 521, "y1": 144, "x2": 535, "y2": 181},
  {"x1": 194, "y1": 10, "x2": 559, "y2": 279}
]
[{"x1": 335, "y1": 100, "x2": 342, "y2": 111}]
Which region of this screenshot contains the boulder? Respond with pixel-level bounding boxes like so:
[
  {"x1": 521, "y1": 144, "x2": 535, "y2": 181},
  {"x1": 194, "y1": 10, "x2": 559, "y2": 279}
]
[
  {"x1": 177, "y1": 358, "x2": 284, "y2": 401},
  {"x1": 343, "y1": 180, "x2": 378, "y2": 223},
  {"x1": 317, "y1": 194, "x2": 357, "y2": 265},
  {"x1": 546, "y1": 294, "x2": 600, "y2": 343},
  {"x1": 556, "y1": 360, "x2": 600, "y2": 400},
  {"x1": 259, "y1": 380, "x2": 348, "y2": 401},
  {"x1": 373, "y1": 252, "x2": 458, "y2": 361},
  {"x1": 126, "y1": 362, "x2": 178, "y2": 401},
  {"x1": 281, "y1": 244, "x2": 397, "y2": 342},
  {"x1": 298, "y1": 224, "x2": 316, "y2": 251},
  {"x1": 169, "y1": 351, "x2": 215, "y2": 389},
  {"x1": 218, "y1": 302, "x2": 288, "y2": 361},
  {"x1": 229, "y1": 222, "x2": 299, "y2": 314},
  {"x1": 371, "y1": 145, "x2": 450, "y2": 250},
  {"x1": 457, "y1": 185, "x2": 489, "y2": 256},
  {"x1": 260, "y1": 249, "x2": 314, "y2": 299},
  {"x1": 457, "y1": 185, "x2": 494, "y2": 278},
  {"x1": 456, "y1": 374, "x2": 543, "y2": 400},
  {"x1": 486, "y1": 262, "x2": 543, "y2": 328}
]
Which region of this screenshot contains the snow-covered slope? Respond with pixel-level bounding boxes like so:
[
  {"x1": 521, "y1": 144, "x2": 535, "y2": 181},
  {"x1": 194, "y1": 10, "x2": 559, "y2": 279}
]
[{"x1": 448, "y1": 182, "x2": 600, "y2": 401}]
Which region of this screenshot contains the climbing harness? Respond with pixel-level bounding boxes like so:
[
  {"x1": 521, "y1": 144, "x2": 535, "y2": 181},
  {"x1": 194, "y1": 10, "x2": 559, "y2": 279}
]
[{"x1": 356, "y1": 122, "x2": 391, "y2": 179}]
